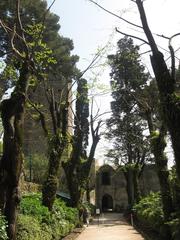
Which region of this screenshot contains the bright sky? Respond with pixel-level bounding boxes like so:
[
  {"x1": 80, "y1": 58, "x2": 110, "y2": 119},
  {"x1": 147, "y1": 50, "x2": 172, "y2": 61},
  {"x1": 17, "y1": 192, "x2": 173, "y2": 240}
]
[{"x1": 48, "y1": 0, "x2": 180, "y2": 165}]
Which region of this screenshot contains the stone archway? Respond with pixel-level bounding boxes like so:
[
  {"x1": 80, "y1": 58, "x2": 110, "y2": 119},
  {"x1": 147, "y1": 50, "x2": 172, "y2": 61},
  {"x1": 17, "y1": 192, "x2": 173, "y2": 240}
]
[{"x1": 102, "y1": 194, "x2": 113, "y2": 211}]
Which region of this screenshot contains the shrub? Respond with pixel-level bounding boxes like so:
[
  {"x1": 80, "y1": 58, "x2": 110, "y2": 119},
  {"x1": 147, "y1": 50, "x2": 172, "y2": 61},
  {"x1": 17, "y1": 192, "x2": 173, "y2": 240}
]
[
  {"x1": 18, "y1": 193, "x2": 79, "y2": 239},
  {"x1": 20, "y1": 193, "x2": 51, "y2": 222},
  {"x1": 81, "y1": 202, "x2": 95, "y2": 215},
  {"x1": 133, "y1": 192, "x2": 164, "y2": 231},
  {"x1": 47, "y1": 198, "x2": 79, "y2": 239},
  {"x1": 16, "y1": 214, "x2": 52, "y2": 240},
  {"x1": 54, "y1": 199, "x2": 79, "y2": 225},
  {"x1": 0, "y1": 212, "x2": 8, "y2": 240}
]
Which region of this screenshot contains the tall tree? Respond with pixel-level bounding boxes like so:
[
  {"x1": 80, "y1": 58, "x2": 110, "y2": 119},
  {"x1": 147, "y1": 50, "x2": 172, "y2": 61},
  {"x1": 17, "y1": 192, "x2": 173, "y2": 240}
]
[
  {"x1": 107, "y1": 37, "x2": 150, "y2": 205},
  {"x1": 0, "y1": 0, "x2": 79, "y2": 212},
  {"x1": 0, "y1": 1, "x2": 51, "y2": 238},
  {"x1": 63, "y1": 78, "x2": 101, "y2": 208},
  {"x1": 135, "y1": 81, "x2": 174, "y2": 239},
  {"x1": 134, "y1": 0, "x2": 180, "y2": 187},
  {"x1": 0, "y1": 0, "x2": 77, "y2": 237},
  {"x1": 63, "y1": 78, "x2": 90, "y2": 207}
]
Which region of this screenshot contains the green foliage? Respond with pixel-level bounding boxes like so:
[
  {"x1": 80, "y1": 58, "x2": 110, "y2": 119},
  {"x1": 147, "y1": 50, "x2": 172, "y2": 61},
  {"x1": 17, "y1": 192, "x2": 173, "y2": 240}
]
[
  {"x1": 81, "y1": 202, "x2": 96, "y2": 216},
  {"x1": 17, "y1": 214, "x2": 52, "y2": 240},
  {"x1": 74, "y1": 78, "x2": 89, "y2": 154},
  {"x1": 133, "y1": 192, "x2": 164, "y2": 231},
  {"x1": 167, "y1": 217, "x2": 180, "y2": 240},
  {"x1": 0, "y1": 212, "x2": 8, "y2": 240},
  {"x1": 106, "y1": 36, "x2": 150, "y2": 167},
  {"x1": 53, "y1": 198, "x2": 79, "y2": 225},
  {"x1": 47, "y1": 198, "x2": 79, "y2": 239},
  {"x1": 18, "y1": 193, "x2": 79, "y2": 239},
  {"x1": 20, "y1": 193, "x2": 50, "y2": 222}
]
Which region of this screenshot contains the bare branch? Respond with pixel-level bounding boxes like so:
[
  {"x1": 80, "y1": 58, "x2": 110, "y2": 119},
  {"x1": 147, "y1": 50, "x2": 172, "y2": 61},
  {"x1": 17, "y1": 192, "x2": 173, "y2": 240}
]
[
  {"x1": 116, "y1": 27, "x2": 149, "y2": 45},
  {"x1": 140, "y1": 50, "x2": 152, "y2": 56},
  {"x1": 135, "y1": 0, "x2": 158, "y2": 53},
  {"x1": 168, "y1": 33, "x2": 180, "y2": 79},
  {"x1": 10, "y1": 25, "x2": 24, "y2": 58},
  {"x1": 169, "y1": 45, "x2": 175, "y2": 79},
  {"x1": 27, "y1": 98, "x2": 48, "y2": 136},
  {"x1": 88, "y1": 0, "x2": 143, "y2": 29},
  {"x1": 16, "y1": 0, "x2": 29, "y2": 56}
]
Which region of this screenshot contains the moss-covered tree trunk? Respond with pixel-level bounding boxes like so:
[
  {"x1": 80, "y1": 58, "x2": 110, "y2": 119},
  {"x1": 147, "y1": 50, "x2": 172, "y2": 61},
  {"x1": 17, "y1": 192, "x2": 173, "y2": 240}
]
[
  {"x1": 62, "y1": 126, "x2": 83, "y2": 208},
  {"x1": 133, "y1": 168, "x2": 141, "y2": 203},
  {"x1": 151, "y1": 126, "x2": 174, "y2": 221},
  {"x1": 0, "y1": 62, "x2": 29, "y2": 240},
  {"x1": 86, "y1": 180, "x2": 90, "y2": 203},
  {"x1": 152, "y1": 133, "x2": 173, "y2": 240},
  {"x1": 63, "y1": 128, "x2": 100, "y2": 208},
  {"x1": 145, "y1": 110, "x2": 174, "y2": 219},
  {"x1": 124, "y1": 169, "x2": 134, "y2": 206},
  {"x1": 145, "y1": 111, "x2": 173, "y2": 239},
  {"x1": 42, "y1": 134, "x2": 65, "y2": 210},
  {"x1": 65, "y1": 168, "x2": 82, "y2": 208},
  {"x1": 136, "y1": 0, "x2": 180, "y2": 183},
  {"x1": 41, "y1": 90, "x2": 69, "y2": 210}
]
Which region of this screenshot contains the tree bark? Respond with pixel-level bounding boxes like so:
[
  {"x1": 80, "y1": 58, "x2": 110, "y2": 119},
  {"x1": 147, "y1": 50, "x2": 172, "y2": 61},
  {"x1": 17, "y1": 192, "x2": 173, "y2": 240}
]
[
  {"x1": 145, "y1": 110, "x2": 174, "y2": 220},
  {"x1": 151, "y1": 126, "x2": 174, "y2": 221},
  {"x1": 63, "y1": 133, "x2": 100, "y2": 208},
  {"x1": 0, "y1": 62, "x2": 29, "y2": 240},
  {"x1": 38, "y1": 87, "x2": 69, "y2": 210},
  {"x1": 133, "y1": 168, "x2": 141, "y2": 203},
  {"x1": 42, "y1": 134, "x2": 64, "y2": 210},
  {"x1": 136, "y1": 0, "x2": 180, "y2": 182},
  {"x1": 124, "y1": 169, "x2": 134, "y2": 206}
]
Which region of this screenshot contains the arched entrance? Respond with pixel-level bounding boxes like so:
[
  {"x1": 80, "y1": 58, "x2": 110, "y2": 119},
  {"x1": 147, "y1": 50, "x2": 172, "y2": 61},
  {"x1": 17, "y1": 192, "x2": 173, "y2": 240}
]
[{"x1": 102, "y1": 194, "x2": 113, "y2": 211}]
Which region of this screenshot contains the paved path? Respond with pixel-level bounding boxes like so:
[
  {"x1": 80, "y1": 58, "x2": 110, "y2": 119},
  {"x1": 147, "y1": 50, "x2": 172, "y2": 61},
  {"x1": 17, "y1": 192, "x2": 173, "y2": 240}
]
[{"x1": 76, "y1": 213, "x2": 145, "y2": 240}]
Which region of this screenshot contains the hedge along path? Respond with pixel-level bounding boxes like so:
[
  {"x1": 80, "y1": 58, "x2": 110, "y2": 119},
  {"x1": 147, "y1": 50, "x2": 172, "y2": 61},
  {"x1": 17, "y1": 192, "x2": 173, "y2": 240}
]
[{"x1": 75, "y1": 213, "x2": 144, "y2": 240}]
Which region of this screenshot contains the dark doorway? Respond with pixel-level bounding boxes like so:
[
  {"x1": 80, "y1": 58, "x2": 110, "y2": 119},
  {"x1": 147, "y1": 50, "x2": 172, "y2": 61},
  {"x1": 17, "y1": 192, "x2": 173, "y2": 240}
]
[{"x1": 102, "y1": 194, "x2": 113, "y2": 211}]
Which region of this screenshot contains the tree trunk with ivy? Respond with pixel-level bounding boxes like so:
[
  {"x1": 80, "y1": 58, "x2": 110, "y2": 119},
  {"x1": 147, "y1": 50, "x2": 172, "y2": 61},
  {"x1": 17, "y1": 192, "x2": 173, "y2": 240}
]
[
  {"x1": 62, "y1": 128, "x2": 86, "y2": 208},
  {"x1": 63, "y1": 162, "x2": 83, "y2": 208},
  {"x1": 42, "y1": 134, "x2": 65, "y2": 210},
  {"x1": 145, "y1": 110, "x2": 173, "y2": 239},
  {"x1": 42, "y1": 90, "x2": 69, "y2": 210},
  {"x1": 151, "y1": 126, "x2": 174, "y2": 220},
  {"x1": 133, "y1": 167, "x2": 141, "y2": 204},
  {"x1": 123, "y1": 168, "x2": 134, "y2": 206},
  {"x1": 124, "y1": 165, "x2": 142, "y2": 206},
  {"x1": 0, "y1": 62, "x2": 29, "y2": 240},
  {"x1": 151, "y1": 128, "x2": 173, "y2": 239},
  {"x1": 63, "y1": 120, "x2": 100, "y2": 208},
  {"x1": 63, "y1": 78, "x2": 101, "y2": 208}
]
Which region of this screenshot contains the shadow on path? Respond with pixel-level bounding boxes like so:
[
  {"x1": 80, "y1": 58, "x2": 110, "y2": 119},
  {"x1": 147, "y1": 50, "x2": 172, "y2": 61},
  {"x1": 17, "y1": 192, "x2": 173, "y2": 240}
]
[{"x1": 91, "y1": 212, "x2": 129, "y2": 227}]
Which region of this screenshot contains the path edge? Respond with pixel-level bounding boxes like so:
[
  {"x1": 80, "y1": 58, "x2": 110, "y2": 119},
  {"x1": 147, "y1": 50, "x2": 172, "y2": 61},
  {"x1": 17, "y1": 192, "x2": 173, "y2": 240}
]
[{"x1": 62, "y1": 227, "x2": 85, "y2": 240}]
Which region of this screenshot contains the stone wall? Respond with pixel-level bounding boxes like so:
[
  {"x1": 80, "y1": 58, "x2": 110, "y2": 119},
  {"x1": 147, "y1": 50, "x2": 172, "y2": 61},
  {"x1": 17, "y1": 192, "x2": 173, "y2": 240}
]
[{"x1": 96, "y1": 164, "x2": 160, "y2": 212}]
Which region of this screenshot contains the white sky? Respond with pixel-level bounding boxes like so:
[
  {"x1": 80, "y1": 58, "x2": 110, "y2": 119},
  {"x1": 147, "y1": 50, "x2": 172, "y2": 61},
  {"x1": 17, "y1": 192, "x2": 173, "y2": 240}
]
[{"x1": 48, "y1": 0, "x2": 180, "y2": 165}]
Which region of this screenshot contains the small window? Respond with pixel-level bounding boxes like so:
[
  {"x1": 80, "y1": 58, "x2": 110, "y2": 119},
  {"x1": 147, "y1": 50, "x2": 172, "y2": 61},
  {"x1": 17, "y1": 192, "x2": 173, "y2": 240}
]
[{"x1": 102, "y1": 171, "x2": 111, "y2": 185}]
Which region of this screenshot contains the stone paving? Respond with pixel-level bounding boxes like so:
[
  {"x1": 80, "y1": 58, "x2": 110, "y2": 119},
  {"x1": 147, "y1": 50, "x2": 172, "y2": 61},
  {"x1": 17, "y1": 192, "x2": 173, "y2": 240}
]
[{"x1": 75, "y1": 213, "x2": 145, "y2": 240}]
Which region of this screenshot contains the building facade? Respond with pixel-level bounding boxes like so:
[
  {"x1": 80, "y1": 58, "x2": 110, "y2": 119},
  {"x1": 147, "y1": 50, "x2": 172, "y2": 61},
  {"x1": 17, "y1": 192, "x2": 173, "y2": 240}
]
[{"x1": 95, "y1": 164, "x2": 160, "y2": 212}]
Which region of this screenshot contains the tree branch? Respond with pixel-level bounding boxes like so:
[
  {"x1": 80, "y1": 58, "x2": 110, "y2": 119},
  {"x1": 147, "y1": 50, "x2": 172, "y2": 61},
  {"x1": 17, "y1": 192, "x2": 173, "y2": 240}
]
[
  {"x1": 27, "y1": 98, "x2": 48, "y2": 136},
  {"x1": 88, "y1": 0, "x2": 143, "y2": 29},
  {"x1": 115, "y1": 27, "x2": 149, "y2": 45},
  {"x1": 168, "y1": 33, "x2": 180, "y2": 79}
]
